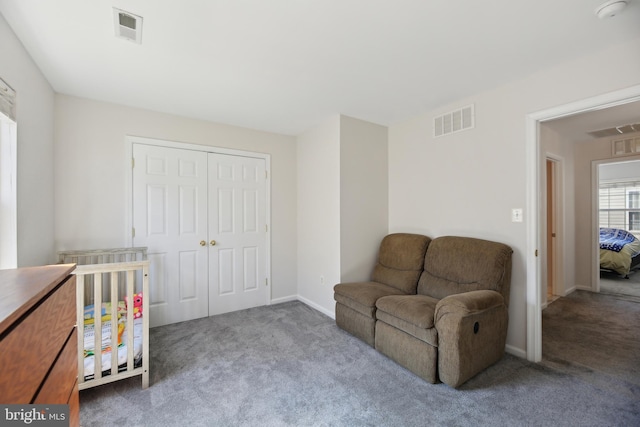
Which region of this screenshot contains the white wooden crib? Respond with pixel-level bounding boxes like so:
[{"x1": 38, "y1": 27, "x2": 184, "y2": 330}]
[{"x1": 58, "y1": 248, "x2": 150, "y2": 390}]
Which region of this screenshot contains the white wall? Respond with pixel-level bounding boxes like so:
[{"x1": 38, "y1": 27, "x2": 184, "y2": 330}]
[
  {"x1": 297, "y1": 114, "x2": 390, "y2": 316},
  {"x1": 540, "y1": 124, "x2": 576, "y2": 299},
  {"x1": 296, "y1": 115, "x2": 342, "y2": 314},
  {"x1": 340, "y1": 116, "x2": 388, "y2": 282},
  {"x1": 388, "y1": 36, "x2": 640, "y2": 356},
  {"x1": 0, "y1": 15, "x2": 56, "y2": 266},
  {"x1": 53, "y1": 94, "x2": 298, "y2": 301}
]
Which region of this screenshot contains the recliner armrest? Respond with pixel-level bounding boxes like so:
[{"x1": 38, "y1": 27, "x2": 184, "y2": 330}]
[
  {"x1": 434, "y1": 290, "x2": 504, "y2": 322},
  {"x1": 434, "y1": 289, "x2": 508, "y2": 388}
]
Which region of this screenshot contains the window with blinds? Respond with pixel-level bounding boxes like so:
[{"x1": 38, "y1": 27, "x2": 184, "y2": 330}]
[
  {"x1": 599, "y1": 179, "x2": 640, "y2": 237},
  {"x1": 0, "y1": 110, "x2": 17, "y2": 268}
]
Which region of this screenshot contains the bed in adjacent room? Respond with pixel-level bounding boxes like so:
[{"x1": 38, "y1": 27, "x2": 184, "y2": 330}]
[{"x1": 599, "y1": 228, "x2": 640, "y2": 278}]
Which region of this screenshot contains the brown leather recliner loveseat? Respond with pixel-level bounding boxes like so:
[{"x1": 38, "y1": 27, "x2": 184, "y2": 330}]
[{"x1": 333, "y1": 233, "x2": 513, "y2": 388}]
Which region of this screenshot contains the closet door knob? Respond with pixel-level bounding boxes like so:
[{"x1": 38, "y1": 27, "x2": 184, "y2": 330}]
[
  {"x1": 200, "y1": 240, "x2": 206, "y2": 246},
  {"x1": 210, "y1": 240, "x2": 216, "y2": 246}
]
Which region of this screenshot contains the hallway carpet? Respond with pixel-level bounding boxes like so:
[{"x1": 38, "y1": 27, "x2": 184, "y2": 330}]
[
  {"x1": 600, "y1": 269, "x2": 640, "y2": 300},
  {"x1": 542, "y1": 290, "x2": 640, "y2": 385},
  {"x1": 80, "y1": 300, "x2": 640, "y2": 426}
]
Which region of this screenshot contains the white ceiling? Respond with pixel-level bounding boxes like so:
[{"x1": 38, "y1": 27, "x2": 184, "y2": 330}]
[
  {"x1": 545, "y1": 100, "x2": 640, "y2": 142},
  {"x1": 1, "y1": 0, "x2": 639, "y2": 136}
]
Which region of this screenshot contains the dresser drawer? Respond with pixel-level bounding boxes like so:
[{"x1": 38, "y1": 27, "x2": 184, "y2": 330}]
[
  {"x1": 0, "y1": 275, "x2": 76, "y2": 403},
  {"x1": 34, "y1": 328, "x2": 78, "y2": 404}
]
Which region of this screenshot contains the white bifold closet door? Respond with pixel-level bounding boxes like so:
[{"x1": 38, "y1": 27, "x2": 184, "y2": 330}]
[
  {"x1": 132, "y1": 143, "x2": 267, "y2": 327},
  {"x1": 208, "y1": 153, "x2": 267, "y2": 316}
]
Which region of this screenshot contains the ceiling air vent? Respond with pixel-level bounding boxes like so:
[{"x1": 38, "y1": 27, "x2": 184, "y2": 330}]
[
  {"x1": 113, "y1": 8, "x2": 143, "y2": 44},
  {"x1": 434, "y1": 104, "x2": 474, "y2": 138},
  {"x1": 0, "y1": 77, "x2": 16, "y2": 121},
  {"x1": 588, "y1": 122, "x2": 640, "y2": 139}
]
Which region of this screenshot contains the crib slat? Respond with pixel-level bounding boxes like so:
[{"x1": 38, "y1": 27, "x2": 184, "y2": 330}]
[
  {"x1": 110, "y1": 271, "x2": 119, "y2": 378},
  {"x1": 141, "y1": 264, "x2": 149, "y2": 389},
  {"x1": 126, "y1": 270, "x2": 134, "y2": 373},
  {"x1": 93, "y1": 273, "x2": 102, "y2": 381}
]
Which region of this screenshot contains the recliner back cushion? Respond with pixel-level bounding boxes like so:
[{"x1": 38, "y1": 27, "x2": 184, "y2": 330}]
[
  {"x1": 371, "y1": 233, "x2": 431, "y2": 294},
  {"x1": 418, "y1": 236, "x2": 513, "y2": 304}
]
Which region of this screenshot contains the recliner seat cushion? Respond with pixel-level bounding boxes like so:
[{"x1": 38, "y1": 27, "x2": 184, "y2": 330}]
[
  {"x1": 334, "y1": 282, "x2": 405, "y2": 317},
  {"x1": 375, "y1": 295, "x2": 439, "y2": 346},
  {"x1": 333, "y1": 233, "x2": 431, "y2": 348}
]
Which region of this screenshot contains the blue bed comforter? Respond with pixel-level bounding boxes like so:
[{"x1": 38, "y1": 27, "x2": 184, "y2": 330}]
[{"x1": 599, "y1": 228, "x2": 637, "y2": 252}]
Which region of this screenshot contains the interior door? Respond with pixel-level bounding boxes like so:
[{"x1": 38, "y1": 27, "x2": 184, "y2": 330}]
[
  {"x1": 208, "y1": 153, "x2": 268, "y2": 315},
  {"x1": 133, "y1": 144, "x2": 209, "y2": 327},
  {"x1": 546, "y1": 159, "x2": 555, "y2": 301}
]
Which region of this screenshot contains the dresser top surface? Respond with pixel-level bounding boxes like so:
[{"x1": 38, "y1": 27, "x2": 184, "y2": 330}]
[{"x1": 0, "y1": 264, "x2": 76, "y2": 334}]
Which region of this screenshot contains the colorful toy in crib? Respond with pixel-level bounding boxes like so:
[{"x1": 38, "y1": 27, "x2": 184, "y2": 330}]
[{"x1": 125, "y1": 293, "x2": 143, "y2": 319}]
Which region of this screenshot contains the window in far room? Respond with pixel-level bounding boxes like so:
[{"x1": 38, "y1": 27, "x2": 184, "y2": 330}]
[
  {"x1": 599, "y1": 179, "x2": 640, "y2": 239},
  {"x1": 629, "y1": 189, "x2": 640, "y2": 232}
]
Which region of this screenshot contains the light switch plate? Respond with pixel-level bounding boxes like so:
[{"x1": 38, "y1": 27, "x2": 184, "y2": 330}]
[{"x1": 512, "y1": 208, "x2": 523, "y2": 223}]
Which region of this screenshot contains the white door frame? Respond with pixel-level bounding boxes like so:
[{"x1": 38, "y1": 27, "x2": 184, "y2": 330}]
[
  {"x1": 124, "y1": 135, "x2": 272, "y2": 307},
  {"x1": 592, "y1": 155, "x2": 640, "y2": 292},
  {"x1": 525, "y1": 84, "x2": 640, "y2": 362}
]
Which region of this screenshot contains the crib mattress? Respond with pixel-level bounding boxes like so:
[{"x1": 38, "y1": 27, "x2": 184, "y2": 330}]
[{"x1": 83, "y1": 317, "x2": 143, "y2": 379}]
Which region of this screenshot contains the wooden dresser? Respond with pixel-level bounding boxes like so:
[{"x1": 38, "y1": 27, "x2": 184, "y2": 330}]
[{"x1": 0, "y1": 264, "x2": 79, "y2": 427}]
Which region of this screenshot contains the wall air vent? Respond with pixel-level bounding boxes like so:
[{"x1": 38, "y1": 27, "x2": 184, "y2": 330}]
[
  {"x1": 434, "y1": 104, "x2": 474, "y2": 138},
  {"x1": 611, "y1": 136, "x2": 640, "y2": 157},
  {"x1": 113, "y1": 8, "x2": 143, "y2": 44}
]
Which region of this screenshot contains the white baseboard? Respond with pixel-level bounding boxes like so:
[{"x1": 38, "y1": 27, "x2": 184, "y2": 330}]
[
  {"x1": 296, "y1": 295, "x2": 335, "y2": 319},
  {"x1": 505, "y1": 344, "x2": 526, "y2": 359},
  {"x1": 270, "y1": 295, "x2": 298, "y2": 305},
  {"x1": 270, "y1": 295, "x2": 336, "y2": 319}
]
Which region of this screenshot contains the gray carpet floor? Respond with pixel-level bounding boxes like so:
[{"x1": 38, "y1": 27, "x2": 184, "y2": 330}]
[
  {"x1": 600, "y1": 269, "x2": 640, "y2": 300},
  {"x1": 80, "y1": 299, "x2": 640, "y2": 426},
  {"x1": 542, "y1": 290, "x2": 640, "y2": 387}
]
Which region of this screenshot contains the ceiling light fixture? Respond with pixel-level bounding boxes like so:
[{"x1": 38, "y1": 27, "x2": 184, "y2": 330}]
[{"x1": 594, "y1": 0, "x2": 628, "y2": 19}]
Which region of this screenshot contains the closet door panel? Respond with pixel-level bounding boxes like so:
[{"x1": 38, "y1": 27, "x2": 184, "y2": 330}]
[
  {"x1": 208, "y1": 153, "x2": 267, "y2": 315},
  {"x1": 133, "y1": 144, "x2": 209, "y2": 327}
]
